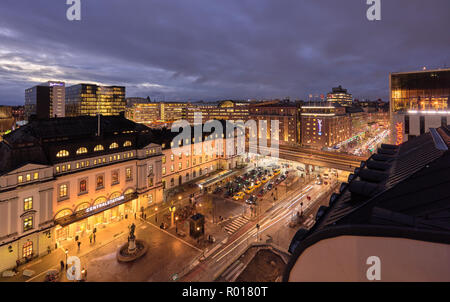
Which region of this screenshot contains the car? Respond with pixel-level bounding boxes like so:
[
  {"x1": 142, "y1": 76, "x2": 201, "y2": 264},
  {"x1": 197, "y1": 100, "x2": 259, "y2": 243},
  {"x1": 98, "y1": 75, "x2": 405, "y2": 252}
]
[
  {"x1": 323, "y1": 173, "x2": 329, "y2": 179},
  {"x1": 315, "y1": 179, "x2": 323, "y2": 185},
  {"x1": 273, "y1": 169, "x2": 281, "y2": 176},
  {"x1": 296, "y1": 166, "x2": 305, "y2": 172},
  {"x1": 246, "y1": 195, "x2": 257, "y2": 205},
  {"x1": 244, "y1": 186, "x2": 255, "y2": 194},
  {"x1": 254, "y1": 180, "x2": 262, "y2": 188},
  {"x1": 280, "y1": 174, "x2": 286, "y2": 181},
  {"x1": 267, "y1": 183, "x2": 273, "y2": 191},
  {"x1": 261, "y1": 177, "x2": 268, "y2": 183},
  {"x1": 232, "y1": 192, "x2": 245, "y2": 200}
]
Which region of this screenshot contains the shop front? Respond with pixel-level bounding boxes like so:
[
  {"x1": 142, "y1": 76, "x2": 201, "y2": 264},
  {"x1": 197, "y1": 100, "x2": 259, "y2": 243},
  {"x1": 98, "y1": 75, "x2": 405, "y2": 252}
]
[{"x1": 54, "y1": 191, "x2": 138, "y2": 243}]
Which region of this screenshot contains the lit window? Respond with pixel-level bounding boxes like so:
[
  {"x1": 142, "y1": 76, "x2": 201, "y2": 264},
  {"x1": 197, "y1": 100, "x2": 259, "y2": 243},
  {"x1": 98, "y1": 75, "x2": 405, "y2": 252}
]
[
  {"x1": 56, "y1": 150, "x2": 69, "y2": 157},
  {"x1": 171, "y1": 154, "x2": 174, "y2": 161},
  {"x1": 59, "y1": 184, "x2": 68, "y2": 198},
  {"x1": 76, "y1": 147, "x2": 88, "y2": 155},
  {"x1": 18, "y1": 175, "x2": 23, "y2": 183},
  {"x1": 123, "y1": 141, "x2": 132, "y2": 147},
  {"x1": 111, "y1": 170, "x2": 119, "y2": 185},
  {"x1": 162, "y1": 167, "x2": 166, "y2": 175},
  {"x1": 94, "y1": 145, "x2": 104, "y2": 152},
  {"x1": 79, "y1": 179, "x2": 87, "y2": 193},
  {"x1": 178, "y1": 162, "x2": 182, "y2": 170},
  {"x1": 96, "y1": 175, "x2": 104, "y2": 189},
  {"x1": 24, "y1": 197, "x2": 33, "y2": 211},
  {"x1": 23, "y1": 217, "x2": 33, "y2": 232},
  {"x1": 109, "y1": 142, "x2": 119, "y2": 149},
  {"x1": 126, "y1": 168, "x2": 132, "y2": 181},
  {"x1": 171, "y1": 165, "x2": 174, "y2": 172},
  {"x1": 33, "y1": 173, "x2": 39, "y2": 180},
  {"x1": 148, "y1": 177, "x2": 153, "y2": 187},
  {"x1": 162, "y1": 156, "x2": 166, "y2": 164},
  {"x1": 26, "y1": 174, "x2": 31, "y2": 181}
]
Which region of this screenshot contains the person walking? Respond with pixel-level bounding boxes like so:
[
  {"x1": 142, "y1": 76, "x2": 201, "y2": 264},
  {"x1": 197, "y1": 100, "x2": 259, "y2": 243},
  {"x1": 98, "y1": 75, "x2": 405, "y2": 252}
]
[
  {"x1": 89, "y1": 233, "x2": 93, "y2": 244},
  {"x1": 93, "y1": 233, "x2": 96, "y2": 243},
  {"x1": 77, "y1": 241, "x2": 81, "y2": 251},
  {"x1": 60, "y1": 260, "x2": 65, "y2": 271}
]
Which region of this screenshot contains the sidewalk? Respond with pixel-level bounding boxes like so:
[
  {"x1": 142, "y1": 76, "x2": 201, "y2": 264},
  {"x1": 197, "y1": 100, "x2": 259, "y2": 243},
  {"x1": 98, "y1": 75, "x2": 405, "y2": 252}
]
[{"x1": 0, "y1": 215, "x2": 141, "y2": 282}]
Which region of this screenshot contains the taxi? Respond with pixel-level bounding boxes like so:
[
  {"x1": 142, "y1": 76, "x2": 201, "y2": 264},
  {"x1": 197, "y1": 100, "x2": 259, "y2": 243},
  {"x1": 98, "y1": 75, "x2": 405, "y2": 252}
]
[
  {"x1": 232, "y1": 192, "x2": 245, "y2": 200},
  {"x1": 244, "y1": 186, "x2": 255, "y2": 194}
]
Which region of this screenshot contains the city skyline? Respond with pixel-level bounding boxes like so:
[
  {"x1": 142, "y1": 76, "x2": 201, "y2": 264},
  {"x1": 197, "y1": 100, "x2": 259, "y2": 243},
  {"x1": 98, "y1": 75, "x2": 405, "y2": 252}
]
[{"x1": 0, "y1": 0, "x2": 449, "y2": 105}]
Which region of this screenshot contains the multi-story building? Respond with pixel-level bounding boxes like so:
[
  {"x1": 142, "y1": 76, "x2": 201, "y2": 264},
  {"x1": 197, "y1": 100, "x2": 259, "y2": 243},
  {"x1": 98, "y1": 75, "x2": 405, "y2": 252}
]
[
  {"x1": 186, "y1": 101, "x2": 250, "y2": 124},
  {"x1": 300, "y1": 103, "x2": 352, "y2": 149},
  {"x1": 125, "y1": 102, "x2": 161, "y2": 126},
  {"x1": 286, "y1": 127, "x2": 450, "y2": 281},
  {"x1": 326, "y1": 85, "x2": 353, "y2": 107},
  {"x1": 160, "y1": 102, "x2": 187, "y2": 122},
  {"x1": 249, "y1": 101, "x2": 301, "y2": 145},
  {"x1": 65, "y1": 84, "x2": 126, "y2": 117},
  {"x1": 0, "y1": 114, "x2": 163, "y2": 272},
  {"x1": 25, "y1": 81, "x2": 65, "y2": 120},
  {"x1": 0, "y1": 106, "x2": 15, "y2": 141},
  {"x1": 390, "y1": 68, "x2": 450, "y2": 144}
]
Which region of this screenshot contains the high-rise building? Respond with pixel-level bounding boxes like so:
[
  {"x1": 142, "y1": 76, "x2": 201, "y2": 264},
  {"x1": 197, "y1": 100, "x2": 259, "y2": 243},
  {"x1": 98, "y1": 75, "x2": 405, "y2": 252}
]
[
  {"x1": 160, "y1": 102, "x2": 186, "y2": 122},
  {"x1": 125, "y1": 102, "x2": 161, "y2": 126},
  {"x1": 390, "y1": 68, "x2": 450, "y2": 144},
  {"x1": 65, "y1": 84, "x2": 126, "y2": 117},
  {"x1": 326, "y1": 85, "x2": 353, "y2": 107},
  {"x1": 24, "y1": 81, "x2": 65, "y2": 120}
]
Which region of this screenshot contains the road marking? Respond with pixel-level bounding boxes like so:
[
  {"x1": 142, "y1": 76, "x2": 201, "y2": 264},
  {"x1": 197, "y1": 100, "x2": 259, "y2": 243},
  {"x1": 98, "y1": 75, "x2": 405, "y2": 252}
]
[{"x1": 223, "y1": 216, "x2": 249, "y2": 235}]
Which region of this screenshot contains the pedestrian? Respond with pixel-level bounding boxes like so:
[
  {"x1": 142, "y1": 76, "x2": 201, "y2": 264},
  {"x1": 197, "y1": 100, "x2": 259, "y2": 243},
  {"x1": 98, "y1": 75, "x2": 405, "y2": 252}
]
[
  {"x1": 60, "y1": 260, "x2": 65, "y2": 271},
  {"x1": 134, "y1": 212, "x2": 137, "y2": 220},
  {"x1": 77, "y1": 241, "x2": 81, "y2": 251},
  {"x1": 93, "y1": 233, "x2": 96, "y2": 243},
  {"x1": 89, "y1": 233, "x2": 93, "y2": 244},
  {"x1": 47, "y1": 246, "x2": 51, "y2": 255}
]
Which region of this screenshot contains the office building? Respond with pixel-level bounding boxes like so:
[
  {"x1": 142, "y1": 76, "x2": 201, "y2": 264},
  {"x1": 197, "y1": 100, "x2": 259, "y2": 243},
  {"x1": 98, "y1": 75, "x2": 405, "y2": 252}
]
[
  {"x1": 390, "y1": 68, "x2": 450, "y2": 144},
  {"x1": 24, "y1": 81, "x2": 65, "y2": 120},
  {"x1": 300, "y1": 103, "x2": 352, "y2": 149},
  {"x1": 65, "y1": 84, "x2": 126, "y2": 117},
  {"x1": 326, "y1": 85, "x2": 353, "y2": 107}
]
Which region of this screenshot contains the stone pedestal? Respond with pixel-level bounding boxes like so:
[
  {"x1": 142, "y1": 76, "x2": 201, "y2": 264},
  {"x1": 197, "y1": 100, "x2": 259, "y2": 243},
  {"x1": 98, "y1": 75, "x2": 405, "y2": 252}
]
[{"x1": 128, "y1": 238, "x2": 136, "y2": 253}]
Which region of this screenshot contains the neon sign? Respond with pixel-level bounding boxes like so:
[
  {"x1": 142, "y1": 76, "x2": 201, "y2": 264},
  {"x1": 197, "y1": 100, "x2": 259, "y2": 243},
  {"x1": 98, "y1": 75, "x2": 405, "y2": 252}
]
[
  {"x1": 395, "y1": 122, "x2": 403, "y2": 145},
  {"x1": 317, "y1": 119, "x2": 323, "y2": 136}
]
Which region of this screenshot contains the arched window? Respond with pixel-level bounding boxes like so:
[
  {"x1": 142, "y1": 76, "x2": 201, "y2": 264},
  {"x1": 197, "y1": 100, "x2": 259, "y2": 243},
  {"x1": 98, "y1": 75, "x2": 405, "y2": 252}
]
[
  {"x1": 123, "y1": 141, "x2": 132, "y2": 147},
  {"x1": 109, "y1": 142, "x2": 119, "y2": 149},
  {"x1": 94, "y1": 145, "x2": 104, "y2": 152},
  {"x1": 76, "y1": 147, "x2": 88, "y2": 155},
  {"x1": 56, "y1": 150, "x2": 69, "y2": 157}
]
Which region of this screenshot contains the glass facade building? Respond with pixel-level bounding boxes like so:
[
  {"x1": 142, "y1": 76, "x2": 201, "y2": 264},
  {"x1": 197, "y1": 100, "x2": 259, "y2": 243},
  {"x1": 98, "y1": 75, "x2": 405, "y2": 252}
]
[
  {"x1": 66, "y1": 84, "x2": 126, "y2": 117},
  {"x1": 390, "y1": 69, "x2": 450, "y2": 113}
]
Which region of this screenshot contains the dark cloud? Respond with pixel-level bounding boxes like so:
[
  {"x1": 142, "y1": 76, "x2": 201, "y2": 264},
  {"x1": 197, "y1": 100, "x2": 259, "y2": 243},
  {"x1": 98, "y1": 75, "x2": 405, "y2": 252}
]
[{"x1": 0, "y1": 0, "x2": 449, "y2": 105}]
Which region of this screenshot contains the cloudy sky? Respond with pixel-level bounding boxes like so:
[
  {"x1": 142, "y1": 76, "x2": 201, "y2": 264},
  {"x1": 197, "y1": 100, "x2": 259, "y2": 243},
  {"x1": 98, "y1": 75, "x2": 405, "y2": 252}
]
[{"x1": 0, "y1": 0, "x2": 449, "y2": 105}]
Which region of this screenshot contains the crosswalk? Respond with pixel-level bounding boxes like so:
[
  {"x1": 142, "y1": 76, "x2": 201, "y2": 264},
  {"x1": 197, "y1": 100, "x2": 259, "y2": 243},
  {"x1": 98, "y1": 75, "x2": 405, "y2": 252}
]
[
  {"x1": 302, "y1": 214, "x2": 315, "y2": 229},
  {"x1": 220, "y1": 260, "x2": 245, "y2": 281},
  {"x1": 223, "y1": 216, "x2": 249, "y2": 235}
]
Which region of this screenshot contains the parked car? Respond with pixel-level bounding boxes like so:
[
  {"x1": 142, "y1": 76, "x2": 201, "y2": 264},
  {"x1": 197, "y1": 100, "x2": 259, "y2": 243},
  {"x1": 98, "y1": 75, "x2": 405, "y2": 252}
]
[{"x1": 232, "y1": 192, "x2": 245, "y2": 200}]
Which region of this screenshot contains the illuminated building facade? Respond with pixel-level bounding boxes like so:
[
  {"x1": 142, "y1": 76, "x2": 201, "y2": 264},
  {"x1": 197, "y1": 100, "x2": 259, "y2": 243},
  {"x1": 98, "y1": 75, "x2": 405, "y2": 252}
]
[
  {"x1": 0, "y1": 115, "x2": 163, "y2": 272},
  {"x1": 301, "y1": 104, "x2": 352, "y2": 149},
  {"x1": 390, "y1": 68, "x2": 450, "y2": 144},
  {"x1": 249, "y1": 101, "x2": 301, "y2": 145},
  {"x1": 186, "y1": 101, "x2": 250, "y2": 124},
  {"x1": 65, "y1": 84, "x2": 126, "y2": 117},
  {"x1": 160, "y1": 102, "x2": 186, "y2": 122},
  {"x1": 25, "y1": 81, "x2": 65, "y2": 120},
  {"x1": 326, "y1": 85, "x2": 353, "y2": 107},
  {"x1": 125, "y1": 102, "x2": 161, "y2": 126}
]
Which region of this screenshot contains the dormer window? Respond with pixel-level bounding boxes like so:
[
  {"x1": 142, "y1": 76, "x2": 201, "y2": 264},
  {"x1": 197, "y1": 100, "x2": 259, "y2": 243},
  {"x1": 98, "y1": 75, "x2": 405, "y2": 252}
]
[
  {"x1": 76, "y1": 147, "x2": 88, "y2": 155},
  {"x1": 123, "y1": 141, "x2": 132, "y2": 147},
  {"x1": 56, "y1": 150, "x2": 69, "y2": 157},
  {"x1": 110, "y1": 142, "x2": 119, "y2": 149},
  {"x1": 94, "y1": 145, "x2": 104, "y2": 152}
]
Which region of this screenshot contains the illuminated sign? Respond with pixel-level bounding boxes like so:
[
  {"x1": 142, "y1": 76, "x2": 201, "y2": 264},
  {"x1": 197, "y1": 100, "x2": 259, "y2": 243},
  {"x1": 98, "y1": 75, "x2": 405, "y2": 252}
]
[
  {"x1": 317, "y1": 119, "x2": 323, "y2": 136},
  {"x1": 85, "y1": 195, "x2": 125, "y2": 213},
  {"x1": 395, "y1": 122, "x2": 403, "y2": 145},
  {"x1": 49, "y1": 82, "x2": 64, "y2": 87}
]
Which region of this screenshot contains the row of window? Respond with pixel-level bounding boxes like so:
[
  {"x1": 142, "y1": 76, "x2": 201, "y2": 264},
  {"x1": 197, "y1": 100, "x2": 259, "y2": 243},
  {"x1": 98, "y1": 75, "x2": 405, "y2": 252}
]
[
  {"x1": 55, "y1": 152, "x2": 134, "y2": 173},
  {"x1": 17, "y1": 172, "x2": 39, "y2": 184},
  {"x1": 56, "y1": 141, "x2": 133, "y2": 158},
  {"x1": 58, "y1": 167, "x2": 133, "y2": 199}
]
